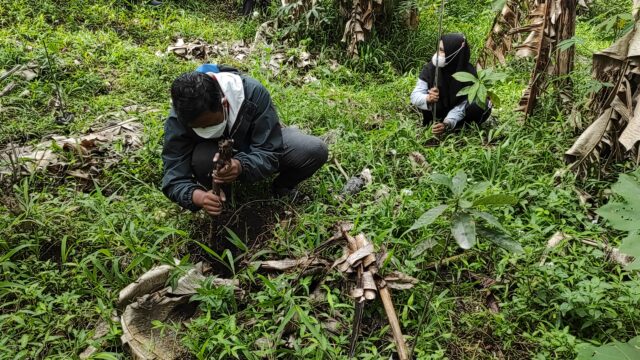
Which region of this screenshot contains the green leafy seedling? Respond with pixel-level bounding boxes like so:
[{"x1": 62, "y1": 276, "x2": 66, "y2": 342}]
[
  {"x1": 406, "y1": 170, "x2": 521, "y2": 252},
  {"x1": 453, "y1": 69, "x2": 507, "y2": 109}
]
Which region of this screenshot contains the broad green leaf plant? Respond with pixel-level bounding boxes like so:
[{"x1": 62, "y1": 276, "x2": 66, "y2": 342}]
[
  {"x1": 595, "y1": 168, "x2": 640, "y2": 270},
  {"x1": 453, "y1": 68, "x2": 507, "y2": 109},
  {"x1": 406, "y1": 170, "x2": 522, "y2": 252},
  {"x1": 576, "y1": 335, "x2": 640, "y2": 360}
]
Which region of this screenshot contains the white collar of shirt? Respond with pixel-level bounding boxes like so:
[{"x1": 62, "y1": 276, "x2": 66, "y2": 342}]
[{"x1": 210, "y1": 72, "x2": 244, "y2": 129}]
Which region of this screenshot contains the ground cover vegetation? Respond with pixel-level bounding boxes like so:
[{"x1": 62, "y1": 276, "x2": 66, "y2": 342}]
[{"x1": 1, "y1": 0, "x2": 639, "y2": 358}]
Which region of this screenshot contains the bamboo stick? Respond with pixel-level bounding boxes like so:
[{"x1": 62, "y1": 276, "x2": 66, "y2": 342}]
[{"x1": 378, "y1": 284, "x2": 409, "y2": 360}]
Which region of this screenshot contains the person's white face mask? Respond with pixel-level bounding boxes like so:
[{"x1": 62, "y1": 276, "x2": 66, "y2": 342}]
[
  {"x1": 432, "y1": 53, "x2": 447, "y2": 68},
  {"x1": 192, "y1": 99, "x2": 228, "y2": 139},
  {"x1": 431, "y1": 42, "x2": 465, "y2": 68}
]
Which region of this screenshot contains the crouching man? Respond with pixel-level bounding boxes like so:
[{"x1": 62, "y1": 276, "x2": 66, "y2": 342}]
[{"x1": 162, "y1": 64, "x2": 328, "y2": 216}]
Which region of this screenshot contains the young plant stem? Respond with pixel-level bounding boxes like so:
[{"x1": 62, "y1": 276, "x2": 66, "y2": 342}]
[
  {"x1": 432, "y1": 0, "x2": 446, "y2": 124},
  {"x1": 409, "y1": 231, "x2": 453, "y2": 358},
  {"x1": 41, "y1": 39, "x2": 67, "y2": 116}
]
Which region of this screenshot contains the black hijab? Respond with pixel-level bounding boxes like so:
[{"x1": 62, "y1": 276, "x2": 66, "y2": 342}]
[{"x1": 419, "y1": 33, "x2": 477, "y2": 119}]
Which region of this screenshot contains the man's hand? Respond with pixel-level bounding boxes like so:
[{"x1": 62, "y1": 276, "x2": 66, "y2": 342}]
[
  {"x1": 193, "y1": 189, "x2": 226, "y2": 216},
  {"x1": 432, "y1": 122, "x2": 446, "y2": 135},
  {"x1": 427, "y1": 87, "x2": 439, "y2": 104},
  {"x1": 214, "y1": 157, "x2": 242, "y2": 184}
]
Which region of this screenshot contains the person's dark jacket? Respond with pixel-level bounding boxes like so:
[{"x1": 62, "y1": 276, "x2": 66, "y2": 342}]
[{"x1": 161, "y1": 71, "x2": 283, "y2": 211}]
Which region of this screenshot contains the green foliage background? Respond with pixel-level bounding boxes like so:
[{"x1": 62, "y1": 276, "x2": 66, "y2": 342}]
[{"x1": 0, "y1": 0, "x2": 638, "y2": 359}]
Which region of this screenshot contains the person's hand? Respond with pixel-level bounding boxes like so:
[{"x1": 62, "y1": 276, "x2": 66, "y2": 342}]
[
  {"x1": 432, "y1": 122, "x2": 446, "y2": 135},
  {"x1": 427, "y1": 87, "x2": 439, "y2": 104},
  {"x1": 193, "y1": 189, "x2": 226, "y2": 216},
  {"x1": 213, "y1": 157, "x2": 242, "y2": 184}
]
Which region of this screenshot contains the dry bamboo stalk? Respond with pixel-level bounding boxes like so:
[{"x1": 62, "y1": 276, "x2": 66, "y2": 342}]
[
  {"x1": 344, "y1": 229, "x2": 364, "y2": 358},
  {"x1": 355, "y1": 234, "x2": 377, "y2": 268},
  {"x1": 344, "y1": 230, "x2": 359, "y2": 252},
  {"x1": 349, "y1": 263, "x2": 364, "y2": 358},
  {"x1": 378, "y1": 283, "x2": 409, "y2": 360}
]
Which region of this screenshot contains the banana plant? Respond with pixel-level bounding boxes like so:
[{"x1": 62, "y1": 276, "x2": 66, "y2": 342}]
[{"x1": 405, "y1": 170, "x2": 522, "y2": 253}]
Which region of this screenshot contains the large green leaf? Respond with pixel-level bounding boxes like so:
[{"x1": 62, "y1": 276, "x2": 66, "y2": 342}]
[
  {"x1": 473, "y1": 194, "x2": 518, "y2": 207},
  {"x1": 471, "y1": 210, "x2": 505, "y2": 231},
  {"x1": 411, "y1": 238, "x2": 438, "y2": 258},
  {"x1": 488, "y1": 90, "x2": 501, "y2": 108},
  {"x1": 597, "y1": 172, "x2": 640, "y2": 231},
  {"x1": 612, "y1": 174, "x2": 640, "y2": 208},
  {"x1": 596, "y1": 202, "x2": 640, "y2": 232},
  {"x1": 451, "y1": 170, "x2": 467, "y2": 196},
  {"x1": 457, "y1": 85, "x2": 473, "y2": 96},
  {"x1": 477, "y1": 84, "x2": 488, "y2": 105},
  {"x1": 408, "y1": 204, "x2": 449, "y2": 232},
  {"x1": 452, "y1": 71, "x2": 478, "y2": 83},
  {"x1": 477, "y1": 226, "x2": 523, "y2": 253},
  {"x1": 576, "y1": 335, "x2": 640, "y2": 360},
  {"x1": 430, "y1": 173, "x2": 453, "y2": 192},
  {"x1": 451, "y1": 212, "x2": 476, "y2": 249},
  {"x1": 467, "y1": 82, "x2": 480, "y2": 103},
  {"x1": 619, "y1": 232, "x2": 640, "y2": 270},
  {"x1": 466, "y1": 181, "x2": 490, "y2": 196},
  {"x1": 482, "y1": 69, "x2": 508, "y2": 83}
]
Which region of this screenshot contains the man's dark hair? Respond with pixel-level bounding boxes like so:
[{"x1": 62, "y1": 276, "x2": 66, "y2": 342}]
[{"x1": 171, "y1": 72, "x2": 223, "y2": 126}]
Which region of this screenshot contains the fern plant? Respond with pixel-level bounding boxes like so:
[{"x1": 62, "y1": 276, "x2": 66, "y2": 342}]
[
  {"x1": 595, "y1": 168, "x2": 640, "y2": 270},
  {"x1": 405, "y1": 170, "x2": 522, "y2": 253}
]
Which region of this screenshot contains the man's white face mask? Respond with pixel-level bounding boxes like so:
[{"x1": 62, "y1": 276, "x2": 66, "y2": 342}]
[{"x1": 193, "y1": 99, "x2": 228, "y2": 139}]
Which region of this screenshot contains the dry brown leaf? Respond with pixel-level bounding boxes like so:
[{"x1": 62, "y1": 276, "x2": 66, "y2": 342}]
[
  {"x1": 383, "y1": 271, "x2": 419, "y2": 290},
  {"x1": 480, "y1": 0, "x2": 576, "y2": 116},
  {"x1": 566, "y1": 16, "x2": 640, "y2": 174},
  {"x1": 119, "y1": 263, "x2": 240, "y2": 359},
  {"x1": 350, "y1": 288, "x2": 364, "y2": 298},
  {"x1": 254, "y1": 257, "x2": 329, "y2": 271},
  {"x1": 21, "y1": 69, "x2": 37, "y2": 81},
  {"x1": 0, "y1": 119, "x2": 143, "y2": 179},
  {"x1": 118, "y1": 264, "x2": 173, "y2": 307},
  {"x1": 486, "y1": 292, "x2": 500, "y2": 313},
  {"x1": 346, "y1": 243, "x2": 375, "y2": 266},
  {"x1": 547, "y1": 231, "x2": 570, "y2": 248},
  {"x1": 409, "y1": 151, "x2": 427, "y2": 167}
]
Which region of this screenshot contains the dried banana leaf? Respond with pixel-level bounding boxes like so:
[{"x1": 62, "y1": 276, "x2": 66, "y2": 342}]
[{"x1": 566, "y1": 13, "x2": 640, "y2": 174}]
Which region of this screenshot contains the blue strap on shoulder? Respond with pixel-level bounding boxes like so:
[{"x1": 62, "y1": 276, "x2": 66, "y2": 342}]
[{"x1": 195, "y1": 64, "x2": 220, "y2": 73}]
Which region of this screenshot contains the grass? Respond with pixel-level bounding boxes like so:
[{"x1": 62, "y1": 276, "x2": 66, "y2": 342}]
[{"x1": 1, "y1": 0, "x2": 639, "y2": 359}]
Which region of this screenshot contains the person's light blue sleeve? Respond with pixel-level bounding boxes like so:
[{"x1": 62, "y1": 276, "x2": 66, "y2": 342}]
[
  {"x1": 443, "y1": 101, "x2": 467, "y2": 129},
  {"x1": 410, "y1": 79, "x2": 431, "y2": 111}
]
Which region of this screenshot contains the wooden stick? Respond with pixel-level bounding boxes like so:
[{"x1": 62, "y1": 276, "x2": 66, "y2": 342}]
[
  {"x1": 348, "y1": 264, "x2": 364, "y2": 358},
  {"x1": 0, "y1": 64, "x2": 23, "y2": 82},
  {"x1": 0, "y1": 81, "x2": 16, "y2": 97},
  {"x1": 344, "y1": 228, "x2": 364, "y2": 358},
  {"x1": 378, "y1": 284, "x2": 409, "y2": 360}
]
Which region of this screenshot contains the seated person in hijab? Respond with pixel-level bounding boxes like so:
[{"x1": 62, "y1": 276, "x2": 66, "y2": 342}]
[
  {"x1": 162, "y1": 64, "x2": 328, "y2": 216},
  {"x1": 410, "y1": 33, "x2": 492, "y2": 135}
]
